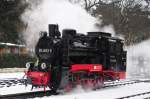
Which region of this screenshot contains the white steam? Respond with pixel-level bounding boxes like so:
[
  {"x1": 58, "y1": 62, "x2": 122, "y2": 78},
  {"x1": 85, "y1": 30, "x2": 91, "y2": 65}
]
[
  {"x1": 127, "y1": 40, "x2": 150, "y2": 79},
  {"x1": 100, "y1": 24, "x2": 115, "y2": 36},
  {"x1": 21, "y1": 0, "x2": 115, "y2": 48},
  {"x1": 65, "y1": 85, "x2": 91, "y2": 95},
  {"x1": 22, "y1": 0, "x2": 97, "y2": 48}
]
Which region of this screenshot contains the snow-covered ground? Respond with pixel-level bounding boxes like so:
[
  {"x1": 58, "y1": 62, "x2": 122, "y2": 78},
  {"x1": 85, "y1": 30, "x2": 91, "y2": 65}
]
[
  {"x1": 0, "y1": 68, "x2": 26, "y2": 73},
  {"x1": 0, "y1": 72, "x2": 24, "y2": 80},
  {"x1": 0, "y1": 72, "x2": 50, "y2": 95},
  {"x1": 1, "y1": 73, "x2": 150, "y2": 99},
  {"x1": 33, "y1": 83, "x2": 150, "y2": 99}
]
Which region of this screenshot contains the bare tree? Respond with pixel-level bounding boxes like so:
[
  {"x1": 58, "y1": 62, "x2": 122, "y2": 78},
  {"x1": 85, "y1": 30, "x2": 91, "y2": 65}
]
[
  {"x1": 69, "y1": 0, "x2": 102, "y2": 12},
  {"x1": 69, "y1": 0, "x2": 150, "y2": 45},
  {"x1": 0, "y1": 0, "x2": 28, "y2": 43},
  {"x1": 93, "y1": 0, "x2": 150, "y2": 45}
]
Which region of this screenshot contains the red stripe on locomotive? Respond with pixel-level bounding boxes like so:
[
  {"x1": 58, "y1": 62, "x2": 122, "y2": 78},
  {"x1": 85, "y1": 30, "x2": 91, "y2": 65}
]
[{"x1": 71, "y1": 64, "x2": 103, "y2": 72}]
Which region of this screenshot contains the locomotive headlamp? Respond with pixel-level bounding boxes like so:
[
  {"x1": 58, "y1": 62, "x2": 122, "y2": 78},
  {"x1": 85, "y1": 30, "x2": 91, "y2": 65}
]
[
  {"x1": 41, "y1": 63, "x2": 47, "y2": 69},
  {"x1": 26, "y1": 62, "x2": 30, "y2": 69}
]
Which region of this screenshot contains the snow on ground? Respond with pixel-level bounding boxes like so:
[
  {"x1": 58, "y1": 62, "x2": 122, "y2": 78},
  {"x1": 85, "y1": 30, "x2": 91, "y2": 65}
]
[
  {"x1": 0, "y1": 84, "x2": 50, "y2": 95},
  {"x1": 0, "y1": 73, "x2": 150, "y2": 99},
  {"x1": 1, "y1": 73, "x2": 150, "y2": 99},
  {"x1": 0, "y1": 72, "x2": 24, "y2": 80},
  {"x1": 0, "y1": 72, "x2": 50, "y2": 95},
  {"x1": 32, "y1": 82, "x2": 150, "y2": 99},
  {"x1": 0, "y1": 68, "x2": 26, "y2": 73}
]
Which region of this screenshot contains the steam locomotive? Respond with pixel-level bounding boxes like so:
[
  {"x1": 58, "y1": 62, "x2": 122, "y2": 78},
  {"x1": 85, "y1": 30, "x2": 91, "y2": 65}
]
[{"x1": 25, "y1": 24, "x2": 126, "y2": 92}]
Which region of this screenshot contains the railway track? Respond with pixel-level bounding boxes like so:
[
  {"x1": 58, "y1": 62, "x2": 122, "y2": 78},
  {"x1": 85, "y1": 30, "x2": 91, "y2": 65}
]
[
  {"x1": 116, "y1": 91, "x2": 150, "y2": 99},
  {"x1": 103, "y1": 80, "x2": 142, "y2": 88},
  {"x1": 0, "y1": 90, "x2": 59, "y2": 99},
  {"x1": 0, "y1": 78, "x2": 25, "y2": 88},
  {"x1": 0, "y1": 79, "x2": 139, "y2": 89},
  {"x1": 0, "y1": 79, "x2": 148, "y2": 99}
]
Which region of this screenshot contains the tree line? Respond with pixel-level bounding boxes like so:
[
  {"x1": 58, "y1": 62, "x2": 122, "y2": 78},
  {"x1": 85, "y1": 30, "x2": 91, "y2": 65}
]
[
  {"x1": 0, "y1": 0, "x2": 28, "y2": 43},
  {"x1": 69, "y1": 0, "x2": 150, "y2": 45},
  {"x1": 0, "y1": 0, "x2": 150, "y2": 45}
]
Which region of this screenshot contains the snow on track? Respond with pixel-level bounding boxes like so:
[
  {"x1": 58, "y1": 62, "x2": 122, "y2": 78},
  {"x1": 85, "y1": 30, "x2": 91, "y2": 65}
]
[
  {"x1": 0, "y1": 72, "x2": 24, "y2": 80},
  {"x1": 1, "y1": 73, "x2": 150, "y2": 99},
  {"x1": 32, "y1": 82, "x2": 150, "y2": 99},
  {"x1": 0, "y1": 68, "x2": 26, "y2": 73},
  {"x1": 0, "y1": 84, "x2": 51, "y2": 96},
  {"x1": 0, "y1": 73, "x2": 50, "y2": 95}
]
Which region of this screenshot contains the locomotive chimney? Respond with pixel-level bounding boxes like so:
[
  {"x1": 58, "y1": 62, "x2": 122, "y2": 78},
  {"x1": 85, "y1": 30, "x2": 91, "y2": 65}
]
[{"x1": 48, "y1": 24, "x2": 60, "y2": 38}]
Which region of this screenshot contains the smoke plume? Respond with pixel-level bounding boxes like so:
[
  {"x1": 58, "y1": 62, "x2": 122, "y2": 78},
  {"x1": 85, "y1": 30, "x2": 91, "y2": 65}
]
[
  {"x1": 21, "y1": 0, "x2": 116, "y2": 48},
  {"x1": 22, "y1": 0, "x2": 97, "y2": 48},
  {"x1": 127, "y1": 40, "x2": 150, "y2": 79}
]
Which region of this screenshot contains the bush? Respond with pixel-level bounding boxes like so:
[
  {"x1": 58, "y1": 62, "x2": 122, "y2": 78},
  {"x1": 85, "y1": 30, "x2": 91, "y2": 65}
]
[{"x1": 0, "y1": 54, "x2": 36, "y2": 68}]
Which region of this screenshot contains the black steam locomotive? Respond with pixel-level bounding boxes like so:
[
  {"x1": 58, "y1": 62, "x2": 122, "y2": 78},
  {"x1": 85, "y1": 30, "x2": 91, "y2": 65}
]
[{"x1": 25, "y1": 24, "x2": 126, "y2": 92}]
